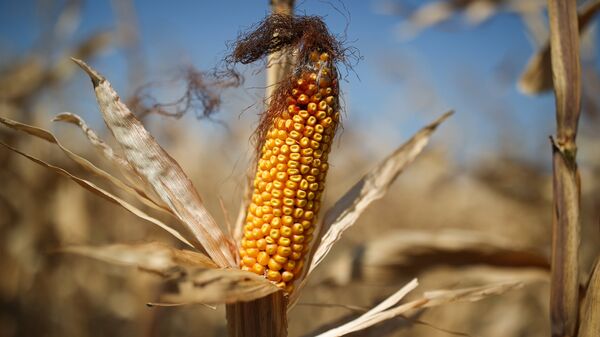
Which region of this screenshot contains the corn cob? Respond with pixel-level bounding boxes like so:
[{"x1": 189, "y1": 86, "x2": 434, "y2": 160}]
[{"x1": 239, "y1": 51, "x2": 339, "y2": 292}]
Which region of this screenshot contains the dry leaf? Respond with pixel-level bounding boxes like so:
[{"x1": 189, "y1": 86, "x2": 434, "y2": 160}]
[
  {"x1": 463, "y1": 0, "x2": 497, "y2": 25},
  {"x1": 579, "y1": 258, "x2": 600, "y2": 337},
  {"x1": 396, "y1": 0, "x2": 545, "y2": 41},
  {"x1": 315, "y1": 280, "x2": 522, "y2": 337},
  {"x1": 359, "y1": 229, "x2": 549, "y2": 278},
  {"x1": 61, "y1": 242, "x2": 217, "y2": 277},
  {"x1": 314, "y1": 279, "x2": 419, "y2": 337},
  {"x1": 319, "y1": 229, "x2": 549, "y2": 286},
  {"x1": 396, "y1": 1, "x2": 454, "y2": 40},
  {"x1": 359, "y1": 278, "x2": 420, "y2": 320},
  {"x1": 0, "y1": 141, "x2": 194, "y2": 248},
  {"x1": 71, "y1": 58, "x2": 235, "y2": 268},
  {"x1": 52, "y1": 112, "x2": 138, "y2": 183},
  {"x1": 518, "y1": 44, "x2": 553, "y2": 95},
  {"x1": 0, "y1": 57, "x2": 46, "y2": 101},
  {"x1": 0, "y1": 115, "x2": 168, "y2": 214},
  {"x1": 518, "y1": 0, "x2": 600, "y2": 94},
  {"x1": 521, "y1": 11, "x2": 549, "y2": 48},
  {"x1": 422, "y1": 282, "x2": 523, "y2": 307},
  {"x1": 161, "y1": 268, "x2": 280, "y2": 305}
]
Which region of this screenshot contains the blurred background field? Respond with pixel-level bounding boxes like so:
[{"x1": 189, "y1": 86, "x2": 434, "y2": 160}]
[{"x1": 0, "y1": 0, "x2": 599, "y2": 336}]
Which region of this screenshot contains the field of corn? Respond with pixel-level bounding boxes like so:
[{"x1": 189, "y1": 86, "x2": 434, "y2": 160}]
[{"x1": 1, "y1": 1, "x2": 600, "y2": 337}]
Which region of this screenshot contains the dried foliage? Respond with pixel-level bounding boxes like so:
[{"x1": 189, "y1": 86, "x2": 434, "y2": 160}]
[
  {"x1": 321, "y1": 229, "x2": 549, "y2": 285},
  {"x1": 385, "y1": 0, "x2": 546, "y2": 40},
  {"x1": 52, "y1": 112, "x2": 142, "y2": 185},
  {"x1": 61, "y1": 243, "x2": 279, "y2": 305},
  {"x1": 519, "y1": 0, "x2": 600, "y2": 94},
  {"x1": 161, "y1": 269, "x2": 280, "y2": 305},
  {"x1": 0, "y1": 31, "x2": 111, "y2": 107},
  {"x1": 314, "y1": 279, "x2": 522, "y2": 337},
  {"x1": 0, "y1": 141, "x2": 193, "y2": 247},
  {"x1": 71, "y1": 58, "x2": 237, "y2": 267},
  {"x1": 0, "y1": 115, "x2": 168, "y2": 213},
  {"x1": 60, "y1": 242, "x2": 218, "y2": 275}
]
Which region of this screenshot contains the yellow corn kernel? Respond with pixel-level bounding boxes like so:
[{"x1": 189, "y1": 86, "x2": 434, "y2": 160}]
[
  {"x1": 273, "y1": 254, "x2": 287, "y2": 264},
  {"x1": 280, "y1": 226, "x2": 292, "y2": 237},
  {"x1": 267, "y1": 270, "x2": 282, "y2": 282},
  {"x1": 277, "y1": 246, "x2": 292, "y2": 257},
  {"x1": 242, "y1": 238, "x2": 255, "y2": 248},
  {"x1": 268, "y1": 258, "x2": 282, "y2": 271},
  {"x1": 257, "y1": 251, "x2": 269, "y2": 266},
  {"x1": 242, "y1": 256, "x2": 256, "y2": 266},
  {"x1": 282, "y1": 271, "x2": 294, "y2": 282},
  {"x1": 278, "y1": 237, "x2": 291, "y2": 247},
  {"x1": 292, "y1": 223, "x2": 304, "y2": 234},
  {"x1": 266, "y1": 244, "x2": 277, "y2": 255},
  {"x1": 298, "y1": 109, "x2": 310, "y2": 119},
  {"x1": 282, "y1": 215, "x2": 294, "y2": 226},
  {"x1": 271, "y1": 217, "x2": 282, "y2": 228},
  {"x1": 284, "y1": 260, "x2": 296, "y2": 271},
  {"x1": 261, "y1": 224, "x2": 271, "y2": 235},
  {"x1": 269, "y1": 229, "x2": 280, "y2": 240},
  {"x1": 252, "y1": 263, "x2": 265, "y2": 275},
  {"x1": 291, "y1": 252, "x2": 302, "y2": 260},
  {"x1": 246, "y1": 248, "x2": 259, "y2": 257}
]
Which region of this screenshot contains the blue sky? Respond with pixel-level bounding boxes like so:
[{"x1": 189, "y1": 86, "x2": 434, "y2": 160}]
[{"x1": 1, "y1": 0, "x2": 595, "y2": 164}]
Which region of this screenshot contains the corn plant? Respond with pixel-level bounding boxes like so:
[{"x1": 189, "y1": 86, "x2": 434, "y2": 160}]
[{"x1": 0, "y1": 13, "x2": 528, "y2": 337}]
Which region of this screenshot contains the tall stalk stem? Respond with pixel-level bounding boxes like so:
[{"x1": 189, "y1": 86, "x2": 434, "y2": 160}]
[{"x1": 547, "y1": 0, "x2": 581, "y2": 336}]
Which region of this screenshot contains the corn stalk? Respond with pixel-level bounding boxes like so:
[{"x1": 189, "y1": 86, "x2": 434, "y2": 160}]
[
  {"x1": 547, "y1": 0, "x2": 581, "y2": 336},
  {"x1": 225, "y1": 1, "x2": 295, "y2": 336},
  {"x1": 265, "y1": 0, "x2": 295, "y2": 101}
]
